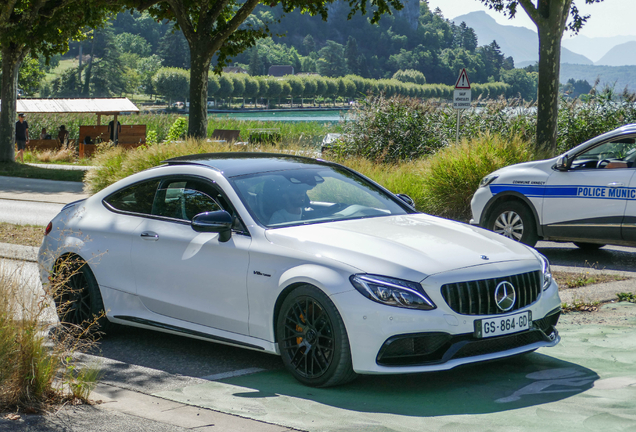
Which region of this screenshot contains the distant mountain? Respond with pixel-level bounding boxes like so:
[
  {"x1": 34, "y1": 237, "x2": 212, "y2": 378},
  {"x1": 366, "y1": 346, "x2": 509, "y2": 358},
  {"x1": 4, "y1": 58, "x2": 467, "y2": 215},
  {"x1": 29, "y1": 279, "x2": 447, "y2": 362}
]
[
  {"x1": 595, "y1": 41, "x2": 636, "y2": 66},
  {"x1": 560, "y1": 64, "x2": 636, "y2": 92},
  {"x1": 452, "y1": 11, "x2": 593, "y2": 66},
  {"x1": 562, "y1": 35, "x2": 636, "y2": 63}
]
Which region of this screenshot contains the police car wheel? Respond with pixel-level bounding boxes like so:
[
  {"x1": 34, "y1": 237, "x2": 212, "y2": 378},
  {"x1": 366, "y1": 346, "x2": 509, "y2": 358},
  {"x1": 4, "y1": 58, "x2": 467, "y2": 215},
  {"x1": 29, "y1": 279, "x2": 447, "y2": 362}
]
[
  {"x1": 573, "y1": 242, "x2": 605, "y2": 250},
  {"x1": 487, "y1": 202, "x2": 538, "y2": 247}
]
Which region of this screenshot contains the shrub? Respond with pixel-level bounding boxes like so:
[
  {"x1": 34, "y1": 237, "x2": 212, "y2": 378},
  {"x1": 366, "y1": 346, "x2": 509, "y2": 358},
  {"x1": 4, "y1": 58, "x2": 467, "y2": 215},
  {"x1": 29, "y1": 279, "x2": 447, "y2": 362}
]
[
  {"x1": 339, "y1": 95, "x2": 449, "y2": 163},
  {"x1": 0, "y1": 259, "x2": 102, "y2": 410},
  {"x1": 420, "y1": 133, "x2": 536, "y2": 221},
  {"x1": 166, "y1": 117, "x2": 189, "y2": 141}
]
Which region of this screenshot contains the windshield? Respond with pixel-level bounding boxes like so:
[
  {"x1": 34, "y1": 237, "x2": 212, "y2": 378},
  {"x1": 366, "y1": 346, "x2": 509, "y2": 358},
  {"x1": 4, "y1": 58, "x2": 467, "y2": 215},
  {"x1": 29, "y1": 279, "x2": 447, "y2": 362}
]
[{"x1": 230, "y1": 166, "x2": 410, "y2": 227}]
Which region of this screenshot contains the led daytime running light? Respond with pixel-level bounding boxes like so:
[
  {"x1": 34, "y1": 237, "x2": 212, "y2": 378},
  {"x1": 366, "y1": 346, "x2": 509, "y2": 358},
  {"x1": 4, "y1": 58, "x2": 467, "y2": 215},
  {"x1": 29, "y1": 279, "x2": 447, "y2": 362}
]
[{"x1": 350, "y1": 275, "x2": 436, "y2": 310}]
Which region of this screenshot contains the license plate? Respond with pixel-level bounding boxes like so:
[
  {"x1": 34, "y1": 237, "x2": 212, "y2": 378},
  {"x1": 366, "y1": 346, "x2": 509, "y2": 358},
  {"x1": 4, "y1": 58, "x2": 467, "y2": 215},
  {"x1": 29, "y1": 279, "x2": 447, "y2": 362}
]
[{"x1": 474, "y1": 311, "x2": 532, "y2": 339}]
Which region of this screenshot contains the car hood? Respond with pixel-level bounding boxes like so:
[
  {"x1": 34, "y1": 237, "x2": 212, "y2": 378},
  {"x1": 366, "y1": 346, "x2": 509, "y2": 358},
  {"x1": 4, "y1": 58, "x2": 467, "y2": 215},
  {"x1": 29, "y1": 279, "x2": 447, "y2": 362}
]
[{"x1": 264, "y1": 214, "x2": 539, "y2": 281}]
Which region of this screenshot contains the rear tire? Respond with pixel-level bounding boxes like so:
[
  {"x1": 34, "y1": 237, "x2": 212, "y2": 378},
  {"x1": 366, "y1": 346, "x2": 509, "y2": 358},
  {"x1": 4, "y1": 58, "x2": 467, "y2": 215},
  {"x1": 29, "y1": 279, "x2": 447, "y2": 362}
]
[
  {"x1": 573, "y1": 242, "x2": 605, "y2": 250},
  {"x1": 53, "y1": 257, "x2": 113, "y2": 333},
  {"x1": 276, "y1": 285, "x2": 356, "y2": 387},
  {"x1": 487, "y1": 201, "x2": 538, "y2": 247}
]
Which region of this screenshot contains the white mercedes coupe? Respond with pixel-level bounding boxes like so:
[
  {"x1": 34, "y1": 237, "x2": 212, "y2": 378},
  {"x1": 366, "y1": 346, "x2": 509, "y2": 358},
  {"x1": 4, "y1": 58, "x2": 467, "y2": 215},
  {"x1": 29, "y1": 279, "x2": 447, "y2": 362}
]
[{"x1": 39, "y1": 153, "x2": 561, "y2": 387}]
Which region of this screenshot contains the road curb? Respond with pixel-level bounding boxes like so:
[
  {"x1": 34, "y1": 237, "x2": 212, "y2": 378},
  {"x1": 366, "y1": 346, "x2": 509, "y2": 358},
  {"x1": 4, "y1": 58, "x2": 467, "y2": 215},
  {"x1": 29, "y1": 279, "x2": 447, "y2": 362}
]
[{"x1": 0, "y1": 242, "x2": 38, "y2": 262}]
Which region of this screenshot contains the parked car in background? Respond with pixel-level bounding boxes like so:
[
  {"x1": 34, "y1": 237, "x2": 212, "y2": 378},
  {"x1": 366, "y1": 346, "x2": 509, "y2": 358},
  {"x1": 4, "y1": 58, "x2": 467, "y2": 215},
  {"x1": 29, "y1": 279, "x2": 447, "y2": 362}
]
[
  {"x1": 40, "y1": 153, "x2": 561, "y2": 387},
  {"x1": 321, "y1": 133, "x2": 346, "y2": 153},
  {"x1": 471, "y1": 124, "x2": 636, "y2": 249}
]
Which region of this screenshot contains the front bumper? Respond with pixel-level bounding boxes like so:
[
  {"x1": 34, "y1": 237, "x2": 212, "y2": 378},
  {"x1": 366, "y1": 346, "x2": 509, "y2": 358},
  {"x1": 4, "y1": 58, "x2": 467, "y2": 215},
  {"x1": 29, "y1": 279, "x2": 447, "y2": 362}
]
[
  {"x1": 331, "y1": 277, "x2": 561, "y2": 375},
  {"x1": 376, "y1": 308, "x2": 559, "y2": 366}
]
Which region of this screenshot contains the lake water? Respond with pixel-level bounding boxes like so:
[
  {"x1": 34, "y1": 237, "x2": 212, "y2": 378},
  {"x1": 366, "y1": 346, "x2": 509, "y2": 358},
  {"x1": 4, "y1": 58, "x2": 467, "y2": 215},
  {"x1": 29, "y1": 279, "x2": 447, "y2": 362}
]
[{"x1": 208, "y1": 109, "x2": 349, "y2": 123}]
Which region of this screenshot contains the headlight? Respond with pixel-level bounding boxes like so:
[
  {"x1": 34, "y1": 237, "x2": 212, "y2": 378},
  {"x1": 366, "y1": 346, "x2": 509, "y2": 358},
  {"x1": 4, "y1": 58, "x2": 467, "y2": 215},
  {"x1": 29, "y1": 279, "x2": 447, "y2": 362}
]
[
  {"x1": 350, "y1": 275, "x2": 436, "y2": 310},
  {"x1": 479, "y1": 174, "x2": 499, "y2": 188},
  {"x1": 539, "y1": 253, "x2": 553, "y2": 290}
]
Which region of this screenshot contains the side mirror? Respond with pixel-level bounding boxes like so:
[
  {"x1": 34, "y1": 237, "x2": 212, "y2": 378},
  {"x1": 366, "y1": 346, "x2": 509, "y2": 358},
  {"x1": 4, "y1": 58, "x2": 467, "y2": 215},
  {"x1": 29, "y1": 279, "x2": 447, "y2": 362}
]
[
  {"x1": 396, "y1": 194, "x2": 415, "y2": 208},
  {"x1": 192, "y1": 210, "x2": 233, "y2": 242},
  {"x1": 555, "y1": 155, "x2": 568, "y2": 171}
]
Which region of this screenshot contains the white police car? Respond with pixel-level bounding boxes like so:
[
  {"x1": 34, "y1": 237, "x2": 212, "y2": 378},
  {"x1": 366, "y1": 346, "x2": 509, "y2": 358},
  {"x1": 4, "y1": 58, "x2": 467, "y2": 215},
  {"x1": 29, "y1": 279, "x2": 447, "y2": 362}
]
[{"x1": 471, "y1": 124, "x2": 636, "y2": 249}]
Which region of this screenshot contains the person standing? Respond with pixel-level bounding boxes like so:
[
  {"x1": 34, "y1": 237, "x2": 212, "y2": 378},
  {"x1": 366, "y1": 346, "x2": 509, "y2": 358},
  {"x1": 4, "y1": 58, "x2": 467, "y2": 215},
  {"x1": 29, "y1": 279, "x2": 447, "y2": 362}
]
[
  {"x1": 108, "y1": 119, "x2": 121, "y2": 145},
  {"x1": 58, "y1": 125, "x2": 69, "y2": 147},
  {"x1": 15, "y1": 113, "x2": 29, "y2": 163}
]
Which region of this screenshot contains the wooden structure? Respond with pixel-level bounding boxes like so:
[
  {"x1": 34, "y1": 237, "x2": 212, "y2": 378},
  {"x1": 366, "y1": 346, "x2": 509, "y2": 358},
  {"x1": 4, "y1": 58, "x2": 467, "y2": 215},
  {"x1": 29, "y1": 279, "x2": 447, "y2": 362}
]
[
  {"x1": 78, "y1": 124, "x2": 147, "y2": 158},
  {"x1": 14, "y1": 98, "x2": 143, "y2": 157},
  {"x1": 26, "y1": 139, "x2": 62, "y2": 152},
  {"x1": 211, "y1": 129, "x2": 241, "y2": 142}
]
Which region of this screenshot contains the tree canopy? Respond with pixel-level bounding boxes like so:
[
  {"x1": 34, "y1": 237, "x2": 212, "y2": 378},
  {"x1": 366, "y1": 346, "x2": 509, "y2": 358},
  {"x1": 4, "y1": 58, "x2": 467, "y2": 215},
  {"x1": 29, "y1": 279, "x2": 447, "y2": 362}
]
[
  {"x1": 478, "y1": 0, "x2": 603, "y2": 153},
  {"x1": 0, "y1": 0, "x2": 120, "y2": 162}
]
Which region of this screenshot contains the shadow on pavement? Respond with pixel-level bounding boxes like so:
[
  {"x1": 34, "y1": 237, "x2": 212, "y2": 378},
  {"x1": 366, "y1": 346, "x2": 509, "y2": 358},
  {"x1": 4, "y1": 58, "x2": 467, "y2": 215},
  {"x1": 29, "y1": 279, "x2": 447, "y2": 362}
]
[
  {"x1": 219, "y1": 353, "x2": 598, "y2": 417},
  {"x1": 537, "y1": 242, "x2": 636, "y2": 273}
]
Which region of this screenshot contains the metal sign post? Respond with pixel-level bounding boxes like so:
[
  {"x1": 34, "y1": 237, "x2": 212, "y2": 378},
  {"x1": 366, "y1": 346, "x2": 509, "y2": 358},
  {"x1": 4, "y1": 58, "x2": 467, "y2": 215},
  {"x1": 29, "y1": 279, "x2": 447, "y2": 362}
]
[{"x1": 453, "y1": 68, "x2": 471, "y2": 144}]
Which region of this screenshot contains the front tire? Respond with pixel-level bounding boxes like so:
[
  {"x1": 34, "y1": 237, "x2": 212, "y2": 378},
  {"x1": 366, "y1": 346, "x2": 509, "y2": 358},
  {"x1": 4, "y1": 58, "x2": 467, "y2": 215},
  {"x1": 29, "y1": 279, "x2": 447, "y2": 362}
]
[
  {"x1": 487, "y1": 201, "x2": 538, "y2": 247},
  {"x1": 53, "y1": 257, "x2": 113, "y2": 333},
  {"x1": 277, "y1": 285, "x2": 356, "y2": 387}
]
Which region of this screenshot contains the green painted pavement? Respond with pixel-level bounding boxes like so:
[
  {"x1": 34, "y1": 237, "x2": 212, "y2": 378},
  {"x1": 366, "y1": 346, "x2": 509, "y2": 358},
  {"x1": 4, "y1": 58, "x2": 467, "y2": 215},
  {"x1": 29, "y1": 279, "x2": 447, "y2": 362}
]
[{"x1": 155, "y1": 303, "x2": 636, "y2": 432}]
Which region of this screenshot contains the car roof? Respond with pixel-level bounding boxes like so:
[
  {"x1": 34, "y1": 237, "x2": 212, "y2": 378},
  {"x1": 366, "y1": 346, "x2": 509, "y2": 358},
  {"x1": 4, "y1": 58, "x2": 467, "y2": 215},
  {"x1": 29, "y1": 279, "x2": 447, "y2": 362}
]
[{"x1": 163, "y1": 152, "x2": 333, "y2": 177}]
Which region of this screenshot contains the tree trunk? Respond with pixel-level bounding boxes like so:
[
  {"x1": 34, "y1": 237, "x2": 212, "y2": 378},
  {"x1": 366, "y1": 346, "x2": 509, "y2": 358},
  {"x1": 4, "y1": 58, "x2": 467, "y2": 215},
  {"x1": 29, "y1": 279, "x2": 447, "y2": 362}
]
[
  {"x1": 536, "y1": 20, "x2": 562, "y2": 155},
  {"x1": 0, "y1": 44, "x2": 25, "y2": 163},
  {"x1": 188, "y1": 47, "x2": 212, "y2": 138}
]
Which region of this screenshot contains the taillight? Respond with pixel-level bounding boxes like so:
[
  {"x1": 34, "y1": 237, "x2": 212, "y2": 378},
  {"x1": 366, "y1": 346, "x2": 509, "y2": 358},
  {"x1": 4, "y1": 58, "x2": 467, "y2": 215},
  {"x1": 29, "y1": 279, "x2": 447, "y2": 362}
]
[{"x1": 44, "y1": 222, "x2": 52, "y2": 236}]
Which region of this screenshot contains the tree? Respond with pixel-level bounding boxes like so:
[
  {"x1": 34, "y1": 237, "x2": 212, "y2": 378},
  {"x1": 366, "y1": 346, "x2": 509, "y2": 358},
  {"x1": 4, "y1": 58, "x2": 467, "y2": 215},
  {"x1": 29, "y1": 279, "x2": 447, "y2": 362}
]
[
  {"x1": 152, "y1": 67, "x2": 190, "y2": 103},
  {"x1": 479, "y1": 0, "x2": 603, "y2": 153},
  {"x1": 344, "y1": 36, "x2": 360, "y2": 75},
  {"x1": 317, "y1": 41, "x2": 347, "y2": 77},
  {"x1": 148, "y1": 0, "x2": 404, "y2": 140},
  {"x1": 0, "y1": 0, "x2": 118, "y2": 162}
]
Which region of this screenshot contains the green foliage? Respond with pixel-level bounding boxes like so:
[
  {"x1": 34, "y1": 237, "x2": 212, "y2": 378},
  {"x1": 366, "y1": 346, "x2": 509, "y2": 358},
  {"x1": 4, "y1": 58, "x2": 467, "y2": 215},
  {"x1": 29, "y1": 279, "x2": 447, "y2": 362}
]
[
  {"x1": 339, "y1": 95, "x2": 449, "y2": 163},
  {"x1": 392, "y1": 69, "x2": 426, "y2": 85},
  {"x1": 420, "y1": 133, "x2": 536, "y2": 221},
  {"x1": 152, "y1": 67, "x2": 190, "y2": 103},
  {"x1": 166, "y1": 117, "x2": 189, "y2": 141},
  {"x1": 617, "y1": 292, "x2": 636, "y2": 303},
  {"x1": 556, "y1": 88, "x2": 636, "y2": 153}
]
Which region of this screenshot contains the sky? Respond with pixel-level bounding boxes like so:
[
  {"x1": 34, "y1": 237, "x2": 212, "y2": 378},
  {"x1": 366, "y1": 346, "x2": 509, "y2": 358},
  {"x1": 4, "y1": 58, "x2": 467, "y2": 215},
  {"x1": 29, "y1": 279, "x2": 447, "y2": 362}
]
[{"x1": 426, "y1": 0, "x2": 636, "y2": 39}]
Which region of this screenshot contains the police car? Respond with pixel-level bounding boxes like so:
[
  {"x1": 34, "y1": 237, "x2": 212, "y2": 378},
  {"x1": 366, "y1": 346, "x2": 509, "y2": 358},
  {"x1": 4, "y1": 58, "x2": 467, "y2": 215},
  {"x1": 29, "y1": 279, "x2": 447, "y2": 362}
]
[{"x1": 471, "y1": 124, "x2": 636, "y2": 249}]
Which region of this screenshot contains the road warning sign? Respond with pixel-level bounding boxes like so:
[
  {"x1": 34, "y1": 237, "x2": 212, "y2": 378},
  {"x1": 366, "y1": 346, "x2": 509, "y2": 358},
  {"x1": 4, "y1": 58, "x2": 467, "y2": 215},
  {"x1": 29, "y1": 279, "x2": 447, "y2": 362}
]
[
  {"x1": 453, "y1": 69, "x2": 471, "y2": 109},
  {"x1": 454, "y1": 68, "x2": 471, "y2": 89}
]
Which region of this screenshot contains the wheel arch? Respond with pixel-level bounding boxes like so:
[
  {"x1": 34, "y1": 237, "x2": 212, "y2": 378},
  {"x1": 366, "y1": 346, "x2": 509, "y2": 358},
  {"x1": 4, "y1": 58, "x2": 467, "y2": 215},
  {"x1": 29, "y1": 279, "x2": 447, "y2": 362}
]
[
  {"x1": 272, "y1": 264, "x2": 353, "y2": 343},
  {"x1": 481, "y1": 191, "x2": 543, "y2": 237}
]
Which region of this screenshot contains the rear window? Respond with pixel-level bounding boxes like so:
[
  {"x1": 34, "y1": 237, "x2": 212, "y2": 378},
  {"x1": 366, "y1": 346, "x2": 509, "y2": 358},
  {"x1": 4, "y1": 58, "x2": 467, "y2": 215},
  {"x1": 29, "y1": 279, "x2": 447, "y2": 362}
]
[{"x1": 104, "y1": 179, "x2": 160, "y2": 215}]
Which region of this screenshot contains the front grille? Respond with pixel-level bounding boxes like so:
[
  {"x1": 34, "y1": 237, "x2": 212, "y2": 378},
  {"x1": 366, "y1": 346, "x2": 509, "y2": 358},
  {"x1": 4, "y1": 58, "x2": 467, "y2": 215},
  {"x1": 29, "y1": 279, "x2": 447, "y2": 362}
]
[{"x1": 441, "y1": 270, "x2": 542, "y2": 315}]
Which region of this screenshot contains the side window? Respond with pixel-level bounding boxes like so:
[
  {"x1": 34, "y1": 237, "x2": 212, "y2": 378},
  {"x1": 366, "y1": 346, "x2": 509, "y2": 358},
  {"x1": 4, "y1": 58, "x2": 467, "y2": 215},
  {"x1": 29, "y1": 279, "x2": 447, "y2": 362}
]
[
  {"x1": 573, "y1": 136, "x2": 636, "y2": 169},
  {"x1": 153, "y1": 179, "x2": 222, "y2": 221},
  {"x1": 104, "y1": 179, "x2": 160, "y2": 215}
]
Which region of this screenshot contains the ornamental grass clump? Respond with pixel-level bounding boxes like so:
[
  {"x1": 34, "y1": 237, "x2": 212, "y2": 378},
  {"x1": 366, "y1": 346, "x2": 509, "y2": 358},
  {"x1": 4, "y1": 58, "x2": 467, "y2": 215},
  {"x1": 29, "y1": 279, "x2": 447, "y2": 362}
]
[
  {"x1": 0, "y1": 258, "x2": 102, "y2": 411},
  {"x1": 420, "y1": 133, "x2": 536, "y2": 221}
]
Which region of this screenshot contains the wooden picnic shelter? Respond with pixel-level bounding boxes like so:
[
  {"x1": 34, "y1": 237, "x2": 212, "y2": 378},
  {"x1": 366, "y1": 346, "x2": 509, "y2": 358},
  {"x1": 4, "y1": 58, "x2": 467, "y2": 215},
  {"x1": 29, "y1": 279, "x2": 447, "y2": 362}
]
[{"x1": 15, "y1": 97, "x2": 145, "y2": 157}]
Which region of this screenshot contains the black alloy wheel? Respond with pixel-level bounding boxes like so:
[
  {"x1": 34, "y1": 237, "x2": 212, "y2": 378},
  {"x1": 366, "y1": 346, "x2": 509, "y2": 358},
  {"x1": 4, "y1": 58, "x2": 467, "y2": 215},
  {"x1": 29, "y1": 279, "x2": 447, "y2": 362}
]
[
  {"x1": 54, "y1": 257, "x2": 112, "y2": 332},
  {"x1": 277, "y1": 285, "x2": 356, "y2": 387}
]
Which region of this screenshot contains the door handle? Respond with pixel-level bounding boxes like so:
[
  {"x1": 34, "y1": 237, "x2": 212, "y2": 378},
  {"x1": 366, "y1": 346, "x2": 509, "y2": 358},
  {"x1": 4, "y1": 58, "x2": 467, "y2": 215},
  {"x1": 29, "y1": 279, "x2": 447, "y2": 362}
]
[
  {"x1": 140, "y1": 231, "x2": 159, "y2": 241},
  {"x1": 607, "y1": 182, "x2": 624, "y2": 187}
]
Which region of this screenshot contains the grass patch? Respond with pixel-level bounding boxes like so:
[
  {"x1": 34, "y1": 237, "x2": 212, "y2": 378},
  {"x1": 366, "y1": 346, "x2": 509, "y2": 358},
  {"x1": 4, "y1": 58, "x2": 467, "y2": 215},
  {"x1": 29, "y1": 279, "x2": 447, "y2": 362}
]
[
  {"x1": 617, "y1": 292, "x2": 636, "y2": 303},
  {"x1": 0, "y1": 223, "x2": 44, "y2": 248},
  {"x1": 561, "y1": 299, "x2": 601, "y2": 313},
  {"x1": 0, "y1": 162, "x2": 85, "y2": 182},
  {"x1": 553, "y1": 271, "x2": 629, "y2": 289},
  {"x1": 0, "y1": 260, "x2": 102, "y2": 411}
]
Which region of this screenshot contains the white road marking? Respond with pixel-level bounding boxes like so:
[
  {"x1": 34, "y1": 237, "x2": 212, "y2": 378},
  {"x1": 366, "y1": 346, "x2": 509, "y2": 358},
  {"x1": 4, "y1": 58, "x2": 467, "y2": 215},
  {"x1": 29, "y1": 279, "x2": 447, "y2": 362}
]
[{"x1": 200, "y1": 367, "x2": 266, "y2": 381}]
